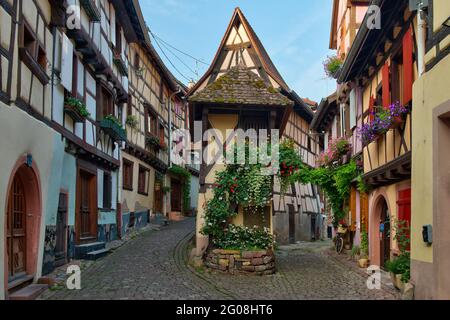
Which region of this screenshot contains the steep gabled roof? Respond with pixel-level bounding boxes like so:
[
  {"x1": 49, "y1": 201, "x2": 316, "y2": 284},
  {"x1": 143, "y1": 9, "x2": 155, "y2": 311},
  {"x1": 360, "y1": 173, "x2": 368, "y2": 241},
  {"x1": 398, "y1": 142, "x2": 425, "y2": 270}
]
[
  {"x1": 187, "y1": 7, "x2": 290, "y2": 96},
  {"x1": 189, "y1": 66, "x2": 294, "y2": 107}
]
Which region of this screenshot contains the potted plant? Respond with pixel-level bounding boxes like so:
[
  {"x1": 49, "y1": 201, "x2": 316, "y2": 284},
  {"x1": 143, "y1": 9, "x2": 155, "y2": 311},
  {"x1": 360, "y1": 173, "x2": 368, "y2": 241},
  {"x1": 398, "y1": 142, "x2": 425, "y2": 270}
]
[
  {"x1": 385, "y1": 219, "x2": 411, "y2": 291},
  {"x1": 359, "y1": 230, "x2": 369, "y2": 268},
  {"x1": 126, "y1": 115, "x2": 138, "y2": 130},
  {"x1": 385, "y1": 253, "x2": 409, "y2": 291},
  {"x1": 350, "y1": 245, "x2": 361, "y2": 262}
]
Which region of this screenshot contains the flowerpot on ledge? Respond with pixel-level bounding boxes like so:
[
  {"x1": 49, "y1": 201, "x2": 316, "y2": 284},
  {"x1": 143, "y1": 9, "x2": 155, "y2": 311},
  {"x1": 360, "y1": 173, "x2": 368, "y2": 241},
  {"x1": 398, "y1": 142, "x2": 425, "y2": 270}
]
[
  {"x1": 358, "y1": 258, "x2": 369, "y2": 268},
  {"x1": 390, "y1": 272, "x2": 406, "y2": 291}
]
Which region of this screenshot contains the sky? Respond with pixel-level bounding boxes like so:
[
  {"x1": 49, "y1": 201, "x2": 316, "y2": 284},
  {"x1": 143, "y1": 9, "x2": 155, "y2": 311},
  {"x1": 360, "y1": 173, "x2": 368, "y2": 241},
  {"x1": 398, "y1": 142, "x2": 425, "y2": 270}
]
[{"x1": 139, "y1": 0, "x2": 336, "y2": 103}]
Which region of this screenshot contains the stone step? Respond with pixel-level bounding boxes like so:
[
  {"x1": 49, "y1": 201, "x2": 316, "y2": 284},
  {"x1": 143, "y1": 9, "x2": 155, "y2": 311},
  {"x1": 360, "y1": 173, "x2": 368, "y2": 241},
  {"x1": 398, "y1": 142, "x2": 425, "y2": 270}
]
[
  {"x1": 86, "y1": 248, "x2": 110, "y2": 260},
  {"x1": 8, "y1": 274, "x2": 34, "y2": 291},
  {"x1": 9, "y1": 284, "x2": 48, "y2": 300},
  {"x1": 75, "y1": 242, "x2": 106, "y2": 259}
]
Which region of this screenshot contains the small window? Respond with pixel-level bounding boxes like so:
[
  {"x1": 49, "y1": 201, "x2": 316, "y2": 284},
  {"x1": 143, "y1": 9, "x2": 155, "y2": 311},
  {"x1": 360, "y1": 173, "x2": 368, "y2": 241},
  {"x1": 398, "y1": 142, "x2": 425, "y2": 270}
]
[
  {"x1": 138, "y1": 166, "x2": 149, "y2": 195},
  {"x1": 147, "y1": 111, "x2": 157, "y2": 135},
  {"x1": 103, "y1": 172, "x2": 112, "y2": 210},
  {"x1": 101, "y1": 87, "x2": 114, "y2": 118},
  {"x1": 123, "y1": 159, "x2": 133, "y2": 190}
]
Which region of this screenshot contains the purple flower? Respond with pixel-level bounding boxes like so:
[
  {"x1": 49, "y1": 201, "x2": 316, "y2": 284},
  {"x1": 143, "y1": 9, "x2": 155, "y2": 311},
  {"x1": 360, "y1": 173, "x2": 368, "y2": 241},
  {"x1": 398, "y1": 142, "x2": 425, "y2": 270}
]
[{"x1": 357, "y1": 101, "x2": 410, "y2": 146}]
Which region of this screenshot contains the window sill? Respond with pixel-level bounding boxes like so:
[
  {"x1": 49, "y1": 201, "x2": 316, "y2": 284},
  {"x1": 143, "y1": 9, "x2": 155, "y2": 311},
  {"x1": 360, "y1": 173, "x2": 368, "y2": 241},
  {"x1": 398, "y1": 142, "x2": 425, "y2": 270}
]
[
  {"x1": 19, "y1": 48, "x2": 49, "y2": 85},
  {"x1": 138, "y1": 191, "x2": 149, "y2": 196},
  {"x1": 123, "y1": 186, "x2": 133, "y2": 192}
]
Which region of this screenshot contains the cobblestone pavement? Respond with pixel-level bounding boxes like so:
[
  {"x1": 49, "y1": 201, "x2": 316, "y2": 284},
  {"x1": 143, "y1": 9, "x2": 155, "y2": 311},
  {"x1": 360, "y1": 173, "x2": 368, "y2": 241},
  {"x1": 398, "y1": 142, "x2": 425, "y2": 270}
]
[{"x1": 39, "y1": 218, "x2": 400, "y2": 300}]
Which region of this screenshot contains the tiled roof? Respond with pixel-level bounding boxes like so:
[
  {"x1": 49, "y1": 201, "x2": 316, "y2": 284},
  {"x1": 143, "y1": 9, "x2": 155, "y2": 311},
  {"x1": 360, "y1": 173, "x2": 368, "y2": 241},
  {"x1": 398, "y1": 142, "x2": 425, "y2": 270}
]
[{"x1": 189, "y1": 66, "x2": 294, "y2": 107}]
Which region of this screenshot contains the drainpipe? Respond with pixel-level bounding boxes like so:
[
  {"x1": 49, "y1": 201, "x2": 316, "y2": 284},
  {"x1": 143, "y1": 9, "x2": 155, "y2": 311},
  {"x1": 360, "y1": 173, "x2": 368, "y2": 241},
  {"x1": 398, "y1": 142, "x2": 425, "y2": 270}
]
[{"x1": 417, "y1": 5, "x2": 427, "y2": 76}]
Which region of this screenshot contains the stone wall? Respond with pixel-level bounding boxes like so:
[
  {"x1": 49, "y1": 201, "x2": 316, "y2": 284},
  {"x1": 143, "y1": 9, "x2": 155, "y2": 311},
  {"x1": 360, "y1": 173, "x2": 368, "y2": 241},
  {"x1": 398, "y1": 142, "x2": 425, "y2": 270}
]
[{"x1": 205, "y1": 249, "x2": 275, "y2": 275}]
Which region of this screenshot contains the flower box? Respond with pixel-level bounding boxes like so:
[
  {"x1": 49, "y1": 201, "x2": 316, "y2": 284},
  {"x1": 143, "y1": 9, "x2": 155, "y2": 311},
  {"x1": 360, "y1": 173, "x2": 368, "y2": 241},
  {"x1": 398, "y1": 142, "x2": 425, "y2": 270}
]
[
  {"x1": 80, "y1": 0, "x2": 101, "y2": 22},
  {"x1": 100, "y1": 117, "x2": 126, "y2": 142},
  {"x1": 113, "y1": 53, "x2": 128, "y2": 77},
  {"x1": 64, "y1": 103, "x2": 86, "y2": 123},
  {"x1": 146, "y1": 134, "x2": 161, "y2": 150}
]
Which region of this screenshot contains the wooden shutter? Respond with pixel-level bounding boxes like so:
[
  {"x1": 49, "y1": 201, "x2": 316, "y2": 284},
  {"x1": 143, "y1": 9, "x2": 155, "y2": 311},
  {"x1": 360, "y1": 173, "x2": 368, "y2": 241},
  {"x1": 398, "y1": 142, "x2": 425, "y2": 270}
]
[
  {"x1": 360, "y1": 192, "x2": 369, "y2": 232},
  {"x1": 397, "y1": 189, "x2": 411, "y2": 226},
  {"x1": 403, "y1": 26, "x2": 413, "y2": 104},
  {"x1": 61, "y1": 33, "x2": 73, "y2": 91},
  {"x1": 397, "y1": 188, "x2": 411, "y2": 250},
  {"x1": 382, "y1": 61, "x2": 391, "y2": 109}
]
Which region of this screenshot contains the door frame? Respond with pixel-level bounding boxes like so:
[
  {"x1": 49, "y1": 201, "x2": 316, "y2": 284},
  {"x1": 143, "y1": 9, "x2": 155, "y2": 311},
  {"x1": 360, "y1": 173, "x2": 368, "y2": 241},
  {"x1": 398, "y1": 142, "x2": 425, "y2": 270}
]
[
  {"x1": 3, "y1": 156, "x2": 42, "y2": 297},
  {"x1": 75, "y1": 160, "x2": 98, "y2": 244}
]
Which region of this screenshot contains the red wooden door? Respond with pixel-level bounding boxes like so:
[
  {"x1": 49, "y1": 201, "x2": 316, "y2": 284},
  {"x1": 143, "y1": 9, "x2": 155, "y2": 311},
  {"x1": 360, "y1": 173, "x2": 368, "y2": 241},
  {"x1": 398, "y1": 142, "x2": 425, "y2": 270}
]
[{"x1": 7, "y1": 175, "x2": 27, "y2": 280}]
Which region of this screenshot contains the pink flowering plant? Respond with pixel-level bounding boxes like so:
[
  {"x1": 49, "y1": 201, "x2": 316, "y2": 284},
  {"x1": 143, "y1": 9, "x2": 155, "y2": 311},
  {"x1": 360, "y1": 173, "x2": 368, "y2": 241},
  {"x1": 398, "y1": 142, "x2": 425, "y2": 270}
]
[
  {"x1": 317, "y1": 137, "x2": 351, "y2": 167},
  {"x1": 358, "y1": 102, "x2": 409, "y2": 146}
]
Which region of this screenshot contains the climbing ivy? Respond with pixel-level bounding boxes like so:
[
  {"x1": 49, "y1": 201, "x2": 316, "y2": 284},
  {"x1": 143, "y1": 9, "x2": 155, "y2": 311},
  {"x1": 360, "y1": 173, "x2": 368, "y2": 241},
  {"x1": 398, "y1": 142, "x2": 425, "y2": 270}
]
[{"x1": 292, "y1": 160, "x2": 360, "y2": 226}]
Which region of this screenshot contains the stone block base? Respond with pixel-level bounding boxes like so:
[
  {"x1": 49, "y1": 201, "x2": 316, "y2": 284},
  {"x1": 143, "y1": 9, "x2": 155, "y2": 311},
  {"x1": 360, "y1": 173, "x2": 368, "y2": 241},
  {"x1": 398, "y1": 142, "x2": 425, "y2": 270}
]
[{"x1": 205, "y1": 249, "x2": 275, "y2": 276}]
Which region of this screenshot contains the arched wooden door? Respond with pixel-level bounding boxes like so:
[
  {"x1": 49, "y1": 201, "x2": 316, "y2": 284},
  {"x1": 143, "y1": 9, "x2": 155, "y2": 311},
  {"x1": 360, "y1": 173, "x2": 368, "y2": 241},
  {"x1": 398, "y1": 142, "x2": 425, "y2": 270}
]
[{"x1": 6, "y1": 175, "x2": 27, "y2": 280}]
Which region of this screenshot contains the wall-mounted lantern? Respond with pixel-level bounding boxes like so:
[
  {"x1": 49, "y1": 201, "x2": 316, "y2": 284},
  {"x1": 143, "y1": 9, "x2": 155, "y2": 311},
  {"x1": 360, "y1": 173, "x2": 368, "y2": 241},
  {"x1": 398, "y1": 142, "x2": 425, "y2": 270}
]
[{"x1": 26, "y1": 154, "x2": 33, "y2": 168}]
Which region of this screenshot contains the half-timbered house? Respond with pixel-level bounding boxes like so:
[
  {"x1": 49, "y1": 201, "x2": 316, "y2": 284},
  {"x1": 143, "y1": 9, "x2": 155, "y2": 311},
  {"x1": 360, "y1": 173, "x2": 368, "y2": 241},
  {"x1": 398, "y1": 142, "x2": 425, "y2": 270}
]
[
  {"x1": 0, "y1": 0, "x2": 66, "y2": 299},
  {"x1": 42, "y1": 0, "x2": 134, "y2": 271},
  {"x1": 338, "y1": 0, "x2": 418, "y2": 268},
  {"x1": 119, "y1": 0, "x2": 188, "y2": 235},
  {"x1": 187, "y1": 7, "x2": 323, "y2": 255}
]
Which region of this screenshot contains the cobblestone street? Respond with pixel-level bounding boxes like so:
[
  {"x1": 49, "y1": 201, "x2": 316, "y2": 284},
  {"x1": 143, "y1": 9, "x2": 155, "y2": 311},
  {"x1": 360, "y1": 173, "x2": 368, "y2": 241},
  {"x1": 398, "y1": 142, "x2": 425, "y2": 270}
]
[{"x1": 39, "y1": 218, "x2": 400, "y2": 300}]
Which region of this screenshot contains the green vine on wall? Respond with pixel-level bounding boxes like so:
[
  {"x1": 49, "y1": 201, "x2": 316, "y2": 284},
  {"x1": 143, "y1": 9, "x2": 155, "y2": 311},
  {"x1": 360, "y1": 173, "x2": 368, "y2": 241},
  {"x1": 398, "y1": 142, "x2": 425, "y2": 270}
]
[
  {"x1": 293, "y1": 160, "x2": 360, "y2": 226},
  {"x1": 202, "y1": 140, "x2": 301, "y2": 250}
]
